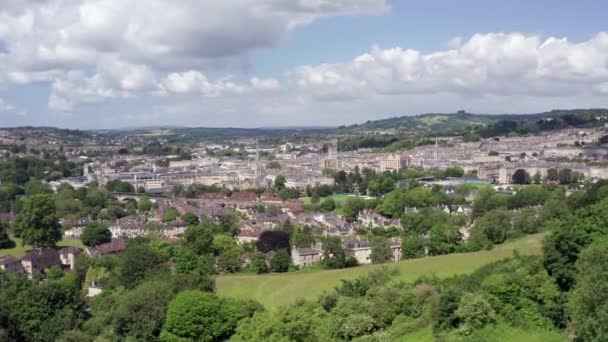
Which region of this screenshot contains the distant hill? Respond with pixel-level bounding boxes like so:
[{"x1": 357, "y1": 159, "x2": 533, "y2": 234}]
[{"x1": 339, "y1": 109, "x2": 608, "y2": 134}]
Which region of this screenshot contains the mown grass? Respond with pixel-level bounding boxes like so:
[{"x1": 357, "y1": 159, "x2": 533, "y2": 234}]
[
  {"x1": 217, "y1": 233, "x2": 546, "y2": 310},
  {"x1": 0, "y1": 235, "x2": 85, "y2": 258}
]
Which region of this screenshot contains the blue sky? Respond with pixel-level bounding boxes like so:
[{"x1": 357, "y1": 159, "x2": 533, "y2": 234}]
[{"x1": 0, "y1": 0, "x2": 607, "y2": 128}]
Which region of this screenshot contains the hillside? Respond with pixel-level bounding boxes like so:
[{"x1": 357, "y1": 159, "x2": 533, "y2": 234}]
[
  {"x1": 339, "y1": 108, "x2": 608, "y2": 134},
  {"x1": 216, "y1": 233, "x2": 545, "y2": 310}
]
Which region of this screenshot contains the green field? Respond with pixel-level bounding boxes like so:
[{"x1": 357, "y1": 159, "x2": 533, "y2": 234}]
[
  {"x1": 0, "y1": 235, "x2": 85, "y2": 258},
  {"x1": 217, "y1": 233, "x2": 545, "y2": 310}
]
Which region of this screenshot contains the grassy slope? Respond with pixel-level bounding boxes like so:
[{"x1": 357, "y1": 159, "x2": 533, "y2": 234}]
[
  {"x1": 217, "y1": 233, "x2": 545, "y2": 310},
  {"x1": 0, "y1": 235, "x2": 85, "y2": 258}
]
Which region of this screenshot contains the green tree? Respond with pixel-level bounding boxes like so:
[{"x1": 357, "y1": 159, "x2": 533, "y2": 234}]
[
  {"x1": 182, "y1": 223, "x2": 215, "y2": 255},
  {"x1": 181, "y1": 212, "x2": 200, "y2": 226},
  {"x1": 547, "y1": 168, "x2": 558, "y2": 181},
  {"x1": 511, "y1": 169, "x2": 529, "y2": 184},
  {"x1": 558, "y1": 168, "x2": 573, "y2": 185},
  {"x1": 370, "y1": 237, "x2": 393, "y2": 264},
  {"x1": 532, "y1": 171, "x2": 542, "y2": 184},
  {"x1": 270, "y1": 249, "x2": 291, "y2": 272},
  {"x1": 456, "y1": 292, "x2": 496, "y2": 335},
  {"x1": 249, "y1": 251, "x2": 268, "y2": 274},
  {"x1": 14, "y1": 194, "x2": 62, "y2": 247},
  {"x1": 24, "y1": 179, "x2": 53, "y2": 197},
  {"x1": 401, "y1": 233, "x2": 425, "y2": 259},
  {"x1": 162, "y1": 207, "x2": 180, "y2": 222},
  {"x1": 80, "y1": 221, "x2": 112, "y2": 247},
  {"x1": 137, "y1": 195, "x2": 154, "y2": 212},
  {"x1": 119, "y1": 238, "x2": 165, "y2": 288},
  {"x1": 274, "y1": 175, "x2": 287, "y2": 190},
  {"x1": 341, "y1": 196, "x2": 366, "y2": 221},
  {"x1": 161, "y1": 290, "x2": 238, "y2": 342},
  {"x1": 472, "y1": 208, "x2": 511, "y2": 244},
  {"x1": 319, "y1": 198, "x2": 336, "y2": 212},
  {"x1": 0, "y1": 221, "x2": 14, "y2": 248},
  {"x1": 567, "y1": 238, "x2": 608, "y2": 341}
]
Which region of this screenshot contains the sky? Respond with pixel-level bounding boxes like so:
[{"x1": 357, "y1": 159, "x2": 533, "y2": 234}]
[{"x1": 0, "y1": 0, "x2": 607, "y2": 129}]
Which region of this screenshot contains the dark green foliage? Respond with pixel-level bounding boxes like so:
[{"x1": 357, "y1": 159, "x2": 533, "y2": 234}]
[
  {"x1": 162, "y1": 207, "x2": 180, "y2": 222},
  {"x1": 14, "y1": 194, "x2": 62, "y2": 247},
  {"x1": 370, "y1": 236, "x2": 393, "y2": 264},
  {"x1": 160, "y1": 290, "x2": 239, "y2": 341},
  {"x1": 105, "y1": 180, "x2": 135, "y2": 193},
  {"x1": 341, "y1": 196, "x2": 367, "y2": 221},
  {"x1": 182, "y1": 222, "x2": 215, "y2": 255},
  {"x1": 80, "y1": 221, "x2": 112, "y2": 247},
  {"x1": 511, "y1": 169, "x2": 529, "y2": 185},
  {"x1": 119, "y1": 238, "x2": 165, "y2": 288},
  {"x1": 567, "y1": 238, "x2": 608, "y2": 340},
  {"x1": 250, "y1": 251, "x2": 269, "y2": 274},
  {"x1": 401, "y1": 233, "x2": 425, "y2": 259},
  {"x1": 256, "y1": 230, "x2": 290, "y2": 253},
  {"x1": 181, "y1": 212, "x2": 200, "y2": 226},
  {"x1": 319, "y1": 197, "x2": 336, "y2": 211},
  {"x1": 0, "y1": 221, "x2": 15, "y2": 248},
  {"x1": 270, "y1": 249, "x2": 291, "y2": 273}
]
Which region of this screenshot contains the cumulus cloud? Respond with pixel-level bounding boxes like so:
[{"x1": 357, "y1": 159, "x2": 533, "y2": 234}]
[
  {"x1": 0, "y1": 98, "x2": 15, "y2": 112},
  {"x1": 0, "y1": 0, "x2": 387, "y2": 71},
  {"x1": 0, "y1": 0, "x2": 387, "y2": 112},
  {"x1": 289, "y1": 32, "x2": 608, "y2": 100},
  {"x1": 250, "y1": 77, "x2": 280, "y2": 91},
  {"x1": 158, "y1": 71, "x2": 245, "y2": 96}
]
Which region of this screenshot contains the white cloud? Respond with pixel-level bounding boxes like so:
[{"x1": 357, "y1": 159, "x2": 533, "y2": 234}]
[
  {"x1": 289, "y1": 32, "x2": 608, "y2": 100},
  {"x1": 0, "y1": 0, "x2": 387, "y2": 72},
  {"x1": 48, "y1": 70, "x2": 133, "y2": 112},
  {"x1": 250, "y1": 77, "x2": 280, "y2": 91},
  {"x1": 0, "y1": 98, "x2": 15, "y2": 112},
  {"x1": 159, "y1": 71, "x2": 245, "y2": 96},
  {"x1": 0, "y1": 0, "x2": 387, "y2": 111}
]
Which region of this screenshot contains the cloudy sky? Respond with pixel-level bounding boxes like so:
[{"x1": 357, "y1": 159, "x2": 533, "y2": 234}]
[{"x1": 0, "y1": 0, "x2": 607, "y2": 128}]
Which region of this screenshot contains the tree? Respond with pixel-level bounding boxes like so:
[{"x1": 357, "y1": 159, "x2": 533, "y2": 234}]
[
  {"x1": 532, "y1": 171, "x2": 542, "y2": 184},
  {"x1": 119, "y1": 238, "x2": 165, "y2": 288},
  {"x1": 267, "y1": 161, "x2": 281, "y2": 169},
  {"x1": 310, "y1": 192, "x2": 320, "y2": 205},
  {"x1": 182, "y1": 223, "x2": 215, "y2": 255},
  {"x1": 567, "y1": 238, "x2": 608, "y2": 341},
  {"x1": 250, "y1": 251, "x2": 268, "y2": 274},
  {"x1": 547, "y1": 168, "x2": 558, "y2": 181},
  {"x1": 319, "y1": 198, "x2": 336, "y2": 212},
  {"x1": 291, "y1": 226, "x2": 315, "y2": 249},
  {"x1": 0, "y1": 221, "x2": 14, "y2": 248},
  {"x1": 270, "y1": 249, "x2": 291, "y2": 272},
  {"x1": 80, "y1": 221, "x2": 112, "y2": 247},
  {"x1": 105, "y1": 179, "x2": 134, "y2": 193},
  {"x1": 274, "y1": 175, "x2": 286, "y2": 190},
  {"x1": 456, "y1": 292, "x2": 496, "y2": 335},
  {"x1": 137, "y1": 195, "x2": 153, "y2": 212},
  {"x1": 341, "y1": 197, "x2": 366, "y2": 221},
  {"x1": 256, "y1": 230, "x2": 290, "y2": 253},
  {"x1": 162, "y1": 207, "x2": 180, "y2": 222},
  {"x1": 401, "y1": 233, "x2": 425, "y2": 259},
  {"x1": 370, "y1": 237, "x2": 393, "y2": 264},
  {"x1": 511, "y1": 169, "x2": 529, "y2": 184},
  {"x1": 181, "y1": 212, "x2": 200, "y2": 226},
  {"x1": 24, "y1": 179, "x2": 53, "y2": 197},
  {"x1": 558, "y1": 168, "x2": 573, "y2": 185},
  {"x1": 14, "y1": 194, "x2": 62, "y2": 247},
  {"x1": 443, "y1": 167, "x2": 465, "y2": 178},
  {"x1": 160, "y1": 290, "x2": 238, "y2": 342},
  {"x1": 472, "y1": 209, "x2": 511, "y2": 244}
]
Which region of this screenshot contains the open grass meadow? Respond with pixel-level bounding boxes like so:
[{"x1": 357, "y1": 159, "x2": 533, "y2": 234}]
[
  {"x1": 217, "y1": 233, "x2": 546, "y2": 310},
  {"x1": 0, "y1": 235, "x2": 85, "y2": 258}
]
